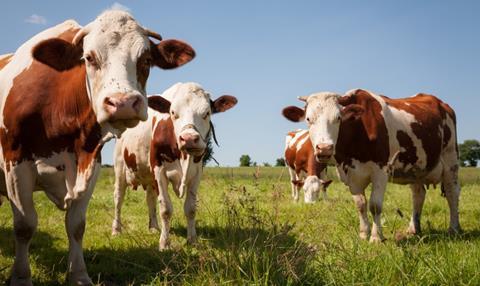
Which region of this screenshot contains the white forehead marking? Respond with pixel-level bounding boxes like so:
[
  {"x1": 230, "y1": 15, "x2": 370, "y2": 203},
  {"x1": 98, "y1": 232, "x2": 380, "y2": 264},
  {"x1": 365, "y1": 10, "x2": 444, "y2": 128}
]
[
  {"x1": 83, "y1": 10, "x2": 149, "y2": 57},
  {"x1": 305, "y1": 92, "x2": 342, "y2": 120},
  {"x1": 168, "y1": 82, "x2": 211, "y2": 113}
]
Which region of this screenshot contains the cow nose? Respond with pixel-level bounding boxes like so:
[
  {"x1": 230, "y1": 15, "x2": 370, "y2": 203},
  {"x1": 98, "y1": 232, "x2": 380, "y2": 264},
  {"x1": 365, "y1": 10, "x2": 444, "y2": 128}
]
[
  {"x1": 180, "y1": 134, "x2": 200, "y2": 144},
  {"x1": 103, "y1": 93, "x2": 146, "y2": 120},
  {"x1": 315, "y1": 143, "x2": 334, "y2": 159}
]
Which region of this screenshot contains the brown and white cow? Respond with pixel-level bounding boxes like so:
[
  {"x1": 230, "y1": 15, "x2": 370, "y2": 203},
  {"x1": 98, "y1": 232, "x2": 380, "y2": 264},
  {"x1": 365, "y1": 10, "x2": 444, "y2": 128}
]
[
  {"x1": 283, "y1": 89, "x2": 460, "y2": 242},
  {"x1": 285, "y1": 129, "x2": 332, "y2": 203},
  {"x1": 112, "y1": 82, "x2": 237, "y2": 250},
  {"x1": 0, "y1": 10, "x2": 194, "y2": 285}
]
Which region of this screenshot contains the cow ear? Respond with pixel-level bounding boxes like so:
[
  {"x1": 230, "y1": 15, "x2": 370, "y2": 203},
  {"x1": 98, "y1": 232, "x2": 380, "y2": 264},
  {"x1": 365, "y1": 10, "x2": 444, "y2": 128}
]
[
  {"x1": 321, "y1": 179, "x2": 333, "y2": 189},
  {"x1": 32, "y1": 38, "x2": 83, "y2": 71},
  {"x1": 148, "y1": 95, "x2": 171, "y2": 113},
  {"x1": 341, "y1": 104, "x2": 364, "y2": 122},
  {"x1": 282, "y1": 106, "x2": 305, "y2": 122},
  {"x1": 211, "y1": 95, "x2": 238, "y2": 113},
  {"x1": 151, "y1": 39, "x2": 195, "y2": 69}
]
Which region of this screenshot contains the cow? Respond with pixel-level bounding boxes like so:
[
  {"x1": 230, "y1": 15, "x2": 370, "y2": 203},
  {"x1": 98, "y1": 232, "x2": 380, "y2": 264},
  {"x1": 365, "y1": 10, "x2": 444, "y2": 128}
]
[
  {"x1": 282, "y1": 89, "x2": 460, "y2": 242},
  {"x1": 112, "y1": 82, "x2": 237, "y2": 250},
  {"x1": 284, "y1": 129, "x2": 332, "y2": 203},
  {"x1": 0, "y1": 10, "x2": 195, "y2": 285}
]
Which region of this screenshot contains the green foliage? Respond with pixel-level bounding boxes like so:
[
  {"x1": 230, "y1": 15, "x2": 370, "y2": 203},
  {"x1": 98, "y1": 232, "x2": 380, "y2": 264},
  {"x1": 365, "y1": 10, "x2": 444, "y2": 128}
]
[
  {"x1": 275, "y1": 158, "x2": 286, "y2": 167},
  {"x1": 239, "y1": 154, "x2": 252, "y2": 167},
  {"x1": 0, "y1": 167, "x2": 480, "y2": 285},
  {"x1": 262, "y1": 162, "x2": 271, "y2": 167},
  {"x1": 459, "y1": 139, "x2": 480, "y2": 167}
]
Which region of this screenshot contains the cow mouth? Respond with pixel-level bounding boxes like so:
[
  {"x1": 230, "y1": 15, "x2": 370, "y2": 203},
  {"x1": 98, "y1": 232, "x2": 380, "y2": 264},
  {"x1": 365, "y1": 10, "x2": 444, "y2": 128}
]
[
  {"x1": 315, "y1": 155, "x2": 331, "y2": 163},
  {"x1": 182, "y1": 147, "x2": 205, "y2": 156}
]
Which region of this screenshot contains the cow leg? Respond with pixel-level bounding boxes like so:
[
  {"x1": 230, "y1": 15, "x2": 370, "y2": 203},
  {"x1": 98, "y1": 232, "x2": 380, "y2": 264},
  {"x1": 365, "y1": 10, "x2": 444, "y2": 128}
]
[
  {"x1": 154, "y1": 167, "x2": 173, "y2": 250},
  {"x1": 184, "y1": 175, "x2": 201, "y2": 245},
  {"x1": 407, "y1": 184, "x2": 426, "y2": 235},
  {"x1": 287, "y1": 168, "x2": 298, "y2": 201},
  {"x1": 442, "y1": 164, "x2": 461, "y2": 233},
  {"x1": 146, "y1": 185, "x2": 159, "y2": 232},
  {"x1": 65, "y1": 166, "x2": 98, "y2": 285},
  {"x1": 369, "y1": 172, "x2": 387, "y2": 242},
  {"x1": 349, "y1": 184, "x2": 370, "y2": 240},
  {"x1": 7, "y1": 163, "x2": 37, "y2": 286},
  {"x1": 112, "y1": 167, "x2": 127, "y2": 235}
]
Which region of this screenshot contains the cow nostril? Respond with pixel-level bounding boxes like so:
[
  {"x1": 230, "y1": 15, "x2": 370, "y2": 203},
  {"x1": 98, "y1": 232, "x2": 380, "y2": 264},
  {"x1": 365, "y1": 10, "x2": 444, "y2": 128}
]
[
  {"x1": 179, "y1": 136, "x2": 186, "y2": 142},
  {"x1": 104, "y1": 97, "x2": 116, "y2": 107},
  {"x1": 132, "y1": 97, "x2": 141, "y2": 111},
  {"x1": 193, "y1": 137, "x2": 199, "y2": 143}
]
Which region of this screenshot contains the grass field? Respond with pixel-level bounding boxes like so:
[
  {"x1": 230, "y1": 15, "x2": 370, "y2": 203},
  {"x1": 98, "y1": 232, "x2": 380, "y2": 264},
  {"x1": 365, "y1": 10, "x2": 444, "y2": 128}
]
[{"x1": 0, "y1": 166, "x2": 479, "y2": 285}]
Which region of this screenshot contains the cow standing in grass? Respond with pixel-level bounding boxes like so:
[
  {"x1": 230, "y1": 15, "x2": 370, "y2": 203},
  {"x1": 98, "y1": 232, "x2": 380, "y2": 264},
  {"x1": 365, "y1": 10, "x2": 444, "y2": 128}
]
[
  {"x1": 112, "y1": 82, "x2": 237, "y2": 250},
  {"x1": 0, "y1": 10, "x2": 195, "y2": 285},
  {"x1": 285, "y1": 129, "x2": 332, "y2": 203},
  {"x1": 283, "y1": 89, "x2": 460, "y2": 242}
]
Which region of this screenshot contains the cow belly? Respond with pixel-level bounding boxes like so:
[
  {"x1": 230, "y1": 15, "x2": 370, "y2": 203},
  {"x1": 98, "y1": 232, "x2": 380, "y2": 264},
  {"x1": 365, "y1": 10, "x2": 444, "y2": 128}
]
[{"x1": 391, "y1": 161, "x2": 443, "y2": 185}]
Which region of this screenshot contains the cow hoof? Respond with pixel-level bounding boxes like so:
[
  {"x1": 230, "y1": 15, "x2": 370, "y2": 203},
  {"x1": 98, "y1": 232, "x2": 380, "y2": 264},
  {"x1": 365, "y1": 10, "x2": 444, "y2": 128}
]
[
  {"x1": 187, "y1": 236, "x2": 198, "y2": 246},
  {"x1": 69, "y1": 276, "x2": 93, "y2": 286},
  {"x1": 159, "y1": 239, "x2": 171, "y2": 251},
  {"x1": 111, "y1": 228, "x2": 122, "y2": 236},
  {"x1": 406, "y1": 226, "x2": 420, "y2": 236},
  {"x1": 448, "y1": 226, "x2": 462, "y2": 235},
  {"x1": 369, "y1": 236, "x2": 384, "y2": 243},
  {"x1": 359, "y1": 232, "x2": 369, "y2": 240},
  {"x1": 9, "y1": 276, "x2": 33, "y2": 286}
]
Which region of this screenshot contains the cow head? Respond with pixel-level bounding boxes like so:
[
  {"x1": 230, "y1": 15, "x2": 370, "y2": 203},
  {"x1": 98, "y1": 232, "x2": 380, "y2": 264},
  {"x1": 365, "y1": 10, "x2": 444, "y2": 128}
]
[
  {"x1": 302, "y1": 176, "x2": 332, "y2": 203},
  {"x1": 148, "y1": 82, "x2": 237, "y2": 156},
  {"x1": 282, "y1": 92, "x2": 364, "y2": 162},
  {"x1": 32, "y1": 10, "x2": 195, "y2": 134}
]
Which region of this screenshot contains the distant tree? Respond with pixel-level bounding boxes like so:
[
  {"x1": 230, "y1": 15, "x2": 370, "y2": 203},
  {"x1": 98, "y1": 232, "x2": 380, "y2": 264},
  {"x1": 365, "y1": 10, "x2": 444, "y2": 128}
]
[
  {"x1": 252, "y1": 162, "x2": 257, "y2": 167},
  {"x1": 239, "y1": 154, "x2": 252, "y2": 167},
  {"x1": 275, "y1": 158, "x2": 286, "y2": 167},
  {"x1": 202, "y1": 137, "x2": 215, "y2": 166},
  {"x1": 459, "y1": 139, "x2": 480, "y2": 167},
  {"x1": 263, "y1": 162, "x2": 271, "y2": 167}
]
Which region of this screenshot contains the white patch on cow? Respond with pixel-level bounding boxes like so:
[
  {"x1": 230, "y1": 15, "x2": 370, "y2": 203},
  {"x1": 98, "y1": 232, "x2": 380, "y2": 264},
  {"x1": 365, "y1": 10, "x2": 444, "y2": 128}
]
[
  {"x1": 303, "y1": 175, "x2": 321, "y2": 203},
  {"x1": 367, "y1": 91, "x2": 428, "y2": 172},
  {"x1": 0, "y1": 20, "x2": 80, "y2": 129},
  {"x1": 287, "y1": 129, "x2": 308, "y2": 149}
]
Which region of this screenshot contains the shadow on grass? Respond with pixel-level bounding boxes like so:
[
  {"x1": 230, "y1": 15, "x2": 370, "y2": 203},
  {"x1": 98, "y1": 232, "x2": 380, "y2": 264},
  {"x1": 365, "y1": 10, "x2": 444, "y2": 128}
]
[{"x1": 0, "y1": 223, "x2": 321, "y2": 285}]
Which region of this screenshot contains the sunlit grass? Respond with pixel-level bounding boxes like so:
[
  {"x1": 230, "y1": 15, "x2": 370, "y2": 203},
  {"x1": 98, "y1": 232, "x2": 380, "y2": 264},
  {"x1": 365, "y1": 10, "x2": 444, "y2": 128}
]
[{"x1": 0, "y1": 167, "x2": 479, "y2": 285}]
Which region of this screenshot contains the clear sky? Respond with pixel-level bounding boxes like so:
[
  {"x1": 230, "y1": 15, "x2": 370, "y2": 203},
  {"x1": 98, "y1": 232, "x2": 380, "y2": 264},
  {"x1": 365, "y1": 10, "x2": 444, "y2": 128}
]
[{"x1": 1, "y1": 1, "x2": 479, "y2": 166}]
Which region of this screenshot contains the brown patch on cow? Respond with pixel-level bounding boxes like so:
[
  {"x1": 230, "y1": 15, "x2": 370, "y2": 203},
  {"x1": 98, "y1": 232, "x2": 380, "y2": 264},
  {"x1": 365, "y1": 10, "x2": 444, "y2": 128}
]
[
  {"x1": 383, "y1": 93, "x2": 451, "y2": 171},
  {"x1": 0, "y1": 28, "x2": 103, "y2": 174},
  {"x1": 396, "y1": 130, "x2": 418, "y2": 166},
  {"x1": 150, "y1": 117, "x2": 181, "y2": 168},
  {"x1": 0, "y1": 54, "x2": 13, "y2": 70},
  {"x1": 123, "y1": 148, "x2": 138, "y2": 172},
  {"x1": 285, "y1": 131, "x2": 326, "y2": 178},
  {"x1": 335, "y1": 89, "x2": 390, "y2": 168}
]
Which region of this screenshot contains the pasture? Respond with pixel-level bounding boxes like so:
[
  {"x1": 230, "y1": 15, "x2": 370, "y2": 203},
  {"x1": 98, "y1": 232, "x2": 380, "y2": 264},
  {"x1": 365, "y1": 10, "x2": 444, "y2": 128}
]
[{"x1": 0, "y1": 166, "x2": 479, "y2": 285}]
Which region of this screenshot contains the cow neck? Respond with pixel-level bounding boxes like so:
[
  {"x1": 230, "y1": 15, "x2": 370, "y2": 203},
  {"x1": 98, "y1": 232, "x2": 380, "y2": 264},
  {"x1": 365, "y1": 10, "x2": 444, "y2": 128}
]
[{"x1": 334, "y1": 91, "x2": 389, "y2": 168}]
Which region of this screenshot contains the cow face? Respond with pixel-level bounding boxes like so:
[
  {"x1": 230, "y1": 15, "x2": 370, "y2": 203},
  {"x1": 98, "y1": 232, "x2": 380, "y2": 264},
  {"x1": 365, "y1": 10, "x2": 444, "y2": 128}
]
[
  {"x1": 282, "y1": 92, "x2": 364, "y2": 162},
  {"x1": 303, "y1": 176, "x2": 332, "y2": 203},
  {"x1": 32, "y1": 10, "x2": 195, "y2": 133},
  {"x1": 148, "y1": 83, "x2": 237, "y2": 156}
]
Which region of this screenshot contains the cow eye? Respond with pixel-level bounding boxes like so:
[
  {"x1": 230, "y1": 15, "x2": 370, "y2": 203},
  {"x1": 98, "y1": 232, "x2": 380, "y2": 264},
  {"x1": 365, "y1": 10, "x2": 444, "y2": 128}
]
[
  {"x1": 171, "y1": 110, "x2": 179, "y2": 119},
  {"x1": 84, "y1": 53, "x2": 99, "y2": 68},
  {"x1": 306, "y1": 117, "x2": 311, "y2": 123},
  {"x1": 203, "y1": 111, "x2": 210, "y2": 120}
]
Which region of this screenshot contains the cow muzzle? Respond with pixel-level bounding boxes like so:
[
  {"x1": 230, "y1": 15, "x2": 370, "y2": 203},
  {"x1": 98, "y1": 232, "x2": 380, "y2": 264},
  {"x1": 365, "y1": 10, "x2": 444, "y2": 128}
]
[
  {"x1": 103, "y1": 93, "x2": 147, "y2": 127},
  {"x1": 178, "y1": 129, "x2": 206, "y2": 156},
  {"x1": 315, "y1": 143, "x2": 334, "y2": 163}
]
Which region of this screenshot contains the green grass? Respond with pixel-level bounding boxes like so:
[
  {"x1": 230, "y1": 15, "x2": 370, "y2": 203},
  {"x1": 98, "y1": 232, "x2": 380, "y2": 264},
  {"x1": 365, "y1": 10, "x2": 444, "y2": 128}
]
[{"x1": 1, "y1": 167, "x2": 480, "y2": 285}]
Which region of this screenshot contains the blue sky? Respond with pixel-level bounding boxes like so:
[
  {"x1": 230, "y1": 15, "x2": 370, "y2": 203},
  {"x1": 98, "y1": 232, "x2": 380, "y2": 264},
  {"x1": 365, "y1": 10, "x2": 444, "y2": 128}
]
[{"x1": 1, "y1": 1, "x2": 479, "y2": 166}]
